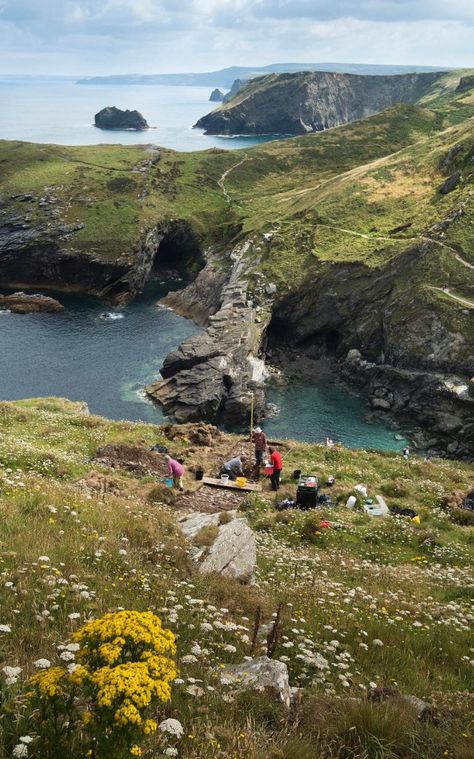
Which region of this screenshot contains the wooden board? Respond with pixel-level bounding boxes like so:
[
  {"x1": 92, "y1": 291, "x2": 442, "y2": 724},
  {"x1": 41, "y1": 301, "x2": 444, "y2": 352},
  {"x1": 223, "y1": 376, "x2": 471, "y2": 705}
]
[{"x1": 201, "y1": 477, "x2": 262, "y2": 492}]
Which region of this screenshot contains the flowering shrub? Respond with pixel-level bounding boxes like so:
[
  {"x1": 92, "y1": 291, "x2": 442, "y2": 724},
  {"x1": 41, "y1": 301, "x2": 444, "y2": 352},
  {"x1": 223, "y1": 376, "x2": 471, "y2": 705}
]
[{"x1": 27, "y1": 610, "x2": 177, "y2": 759}]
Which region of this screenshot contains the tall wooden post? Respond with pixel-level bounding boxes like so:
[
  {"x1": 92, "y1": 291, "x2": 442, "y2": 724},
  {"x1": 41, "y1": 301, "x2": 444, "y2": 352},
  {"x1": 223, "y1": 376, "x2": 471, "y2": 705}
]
[{"x1": 249, "y1": 392, "x2": 254, "y2": 442}]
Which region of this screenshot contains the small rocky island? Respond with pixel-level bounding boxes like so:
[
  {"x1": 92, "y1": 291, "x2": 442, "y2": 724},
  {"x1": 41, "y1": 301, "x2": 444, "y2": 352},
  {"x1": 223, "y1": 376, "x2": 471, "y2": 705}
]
[
  {"x1": 0, "y1": 292, "x2": 64, "y2": 314},
  {"x1": 94, "y1": 106, "x2": 149, "y2": 131},
  {"x1": 209, "y1": 88, "x2": 224, "y2": 102}
]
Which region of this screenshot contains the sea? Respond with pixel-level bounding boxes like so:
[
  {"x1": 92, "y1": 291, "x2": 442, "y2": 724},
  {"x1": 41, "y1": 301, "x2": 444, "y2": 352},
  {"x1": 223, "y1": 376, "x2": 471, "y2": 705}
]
[{"x1": 0, "y1": 76, "x2": 408, "y2": 451}]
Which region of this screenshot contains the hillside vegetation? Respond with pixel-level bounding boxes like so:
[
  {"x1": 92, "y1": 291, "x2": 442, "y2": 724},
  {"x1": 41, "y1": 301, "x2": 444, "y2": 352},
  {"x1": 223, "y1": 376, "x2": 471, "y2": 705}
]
[{"x1": 0, "y1": 398, "x2": 473, "y2": 758}]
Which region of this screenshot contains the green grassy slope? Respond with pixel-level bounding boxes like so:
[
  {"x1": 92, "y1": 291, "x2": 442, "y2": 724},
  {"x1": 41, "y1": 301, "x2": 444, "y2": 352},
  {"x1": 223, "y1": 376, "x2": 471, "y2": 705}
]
[
  {"x1": 0, "y1": 72, "x2": 473, "y2": 365},
  {"x1": 0, "y1": 398, "x2": 473, "y2": 758}
]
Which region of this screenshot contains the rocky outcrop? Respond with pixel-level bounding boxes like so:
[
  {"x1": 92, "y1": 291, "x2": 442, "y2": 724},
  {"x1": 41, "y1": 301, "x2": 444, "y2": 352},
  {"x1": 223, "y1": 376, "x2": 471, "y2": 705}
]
[
  {"x1": 223, "y1": 79, "x2": 247, "y2": 103},
  {"x1": 0, "y1": 292, "x2": 64, "y2": 313},
  {"x1": 94, "y1": 107, "x2": 149, "y2": 130},
  {"x1": 209, "y1": 88, "x2": 224, "y2": 102},
  {"x1": 214, "y1": 657, "x2": 291, "y2": 708},
  {"x1": 267, "y1": 222, "x2": 474, "y2": 457},
  {"x1": 178, "y1": 511, "x2": 256, "y2": 583},
  {"x1": 342, "y1": 350, "x2": 474, "y2": 458},
  {"x1": 195, "y1": 70, "x2": 445, "y2": 135},
  {"x1": 146, "y1": 240, "x2": 272, "y2": 425},
  {"x1": 456, "y1": 75, "x2": 474, "y2": 93},
  {"x1": 0, "y1": 194, "x2": 204, "y2": 304}
]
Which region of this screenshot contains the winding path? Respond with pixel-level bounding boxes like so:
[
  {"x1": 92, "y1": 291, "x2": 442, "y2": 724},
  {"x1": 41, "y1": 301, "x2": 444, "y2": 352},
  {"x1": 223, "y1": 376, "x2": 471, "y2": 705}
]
[
  {"x1": 428, "y1": 287, "x2": 474, "y2": 309},
  {"x1": 218, "y1": 153, "x2": 249, "y2": 203},
  {"x1": 319, "y1": 223, "x2": 474, "y2": 269}
]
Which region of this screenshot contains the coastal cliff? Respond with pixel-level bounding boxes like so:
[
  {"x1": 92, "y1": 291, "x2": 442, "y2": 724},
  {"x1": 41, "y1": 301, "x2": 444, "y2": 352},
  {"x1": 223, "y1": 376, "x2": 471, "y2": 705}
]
[
  {"x1": 1, "y1": 69, "x2": 473, "y2": 454},
  {"x1": 195, "y1": 70, "x2": 446, "y2": 135}
]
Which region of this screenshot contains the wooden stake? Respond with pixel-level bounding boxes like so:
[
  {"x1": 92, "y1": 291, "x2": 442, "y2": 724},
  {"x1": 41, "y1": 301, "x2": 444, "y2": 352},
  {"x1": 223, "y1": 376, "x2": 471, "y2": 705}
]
[{"x1": 249, "y1": 392, "x2": 254, "y2": 442}]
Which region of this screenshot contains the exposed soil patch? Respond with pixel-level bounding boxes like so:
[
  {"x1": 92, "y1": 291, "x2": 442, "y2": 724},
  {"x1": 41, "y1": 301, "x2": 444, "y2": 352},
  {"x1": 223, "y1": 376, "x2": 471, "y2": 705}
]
[{"x1": 95, "y1": 443, "x2": 168, "y2": 478}]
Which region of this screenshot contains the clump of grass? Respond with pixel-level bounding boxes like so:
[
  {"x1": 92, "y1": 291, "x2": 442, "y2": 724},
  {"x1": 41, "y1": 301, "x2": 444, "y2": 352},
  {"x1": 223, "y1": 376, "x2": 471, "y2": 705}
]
[{"x1": 194, "y1": 524, "x2": 219, "y2": 546}]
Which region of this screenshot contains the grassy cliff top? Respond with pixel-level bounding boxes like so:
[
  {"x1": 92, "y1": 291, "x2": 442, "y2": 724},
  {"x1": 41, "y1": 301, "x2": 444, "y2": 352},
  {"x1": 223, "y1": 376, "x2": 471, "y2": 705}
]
[
  {"x1": 1, "y1": 68, "x2": 473, "y2": 266},
  {"x1": 0, "y1": 397, "x2": 473, "y2": 758}
]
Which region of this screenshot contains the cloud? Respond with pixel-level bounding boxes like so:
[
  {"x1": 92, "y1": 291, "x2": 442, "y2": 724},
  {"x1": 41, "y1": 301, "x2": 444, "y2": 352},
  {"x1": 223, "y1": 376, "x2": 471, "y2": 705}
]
[{"x1": 0, "y1": 0, "x2": 472, "y2": 74}]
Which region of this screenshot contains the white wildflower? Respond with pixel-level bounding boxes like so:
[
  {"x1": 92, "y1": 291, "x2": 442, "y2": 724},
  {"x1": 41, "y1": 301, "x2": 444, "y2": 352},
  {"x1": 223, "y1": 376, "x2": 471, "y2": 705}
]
[
  {"x1": 34, "y1": 658, "x2": 51, "y2": 670},
  {"x1": 12, "y1": 745, "x2": 28, "y2": 758},
  {"x1": 159, "y1": 718, "x2": 184, "y2": 738},
  {"x1": 2, "y1": 665, "x2": 22, "y2": 684}
]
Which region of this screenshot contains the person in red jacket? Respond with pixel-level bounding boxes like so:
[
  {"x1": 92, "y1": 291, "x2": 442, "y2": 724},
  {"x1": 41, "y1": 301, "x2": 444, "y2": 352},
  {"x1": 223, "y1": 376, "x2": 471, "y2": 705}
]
[{"x1": 269, "y1": 446, "x2": 283, "y2": 491}]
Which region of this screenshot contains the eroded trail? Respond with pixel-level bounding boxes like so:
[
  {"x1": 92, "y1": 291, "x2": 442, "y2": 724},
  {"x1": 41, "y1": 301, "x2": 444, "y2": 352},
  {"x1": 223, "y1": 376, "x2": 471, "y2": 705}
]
[
  {"x1": 319, "y1": 223, "x2": 474, "y2": 269},
  {"x1": 429, "y1": 286, "x2": 474, "y2": 308},
  {"x1": 218, "y1": 153, "x2": 248, "y2": 202}
]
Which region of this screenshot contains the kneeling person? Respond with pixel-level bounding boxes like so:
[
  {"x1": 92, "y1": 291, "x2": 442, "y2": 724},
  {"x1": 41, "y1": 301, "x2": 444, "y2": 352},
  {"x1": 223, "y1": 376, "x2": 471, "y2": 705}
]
[{"x1": 221, "y1": 454, "x2": 246, "y2": 481}]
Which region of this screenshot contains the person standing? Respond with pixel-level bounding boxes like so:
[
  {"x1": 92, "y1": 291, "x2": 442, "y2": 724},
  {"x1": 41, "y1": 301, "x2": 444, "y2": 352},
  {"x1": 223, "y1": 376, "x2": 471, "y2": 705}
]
[
  {"x1": 252, "y1": 426, "x2": 267, "y2": 467},
  {"x1": 269, "y1": 446, "x2": 283, "y2": 491},
  {"x1": 165, "y1": 454, "x2": 185, "y2": 491}
]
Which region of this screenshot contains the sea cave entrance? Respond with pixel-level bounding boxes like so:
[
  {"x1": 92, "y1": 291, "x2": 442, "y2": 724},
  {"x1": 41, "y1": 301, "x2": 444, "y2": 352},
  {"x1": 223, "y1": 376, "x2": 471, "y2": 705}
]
[{"x1": 153, "y1": 220, "x2": 205, "y2": 281}]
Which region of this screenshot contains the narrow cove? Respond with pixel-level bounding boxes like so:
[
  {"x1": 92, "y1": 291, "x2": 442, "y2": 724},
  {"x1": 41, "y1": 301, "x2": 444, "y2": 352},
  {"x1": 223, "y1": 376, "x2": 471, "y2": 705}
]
[{"x1": 0, "y1": 279, "x2": 408, "y2": 451}]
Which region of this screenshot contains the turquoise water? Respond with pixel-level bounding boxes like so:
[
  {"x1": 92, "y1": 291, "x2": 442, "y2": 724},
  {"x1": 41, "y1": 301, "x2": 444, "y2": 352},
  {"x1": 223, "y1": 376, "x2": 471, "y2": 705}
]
[
  {"x1": 0, "y1": 286, "x2": 407, "y2": 450},
  {"x1": 0, "y1": 77, "x2": 278, "y2": 151},
  {"x1": 263, "y1": 381, "x2": 407, "y2": 452}
]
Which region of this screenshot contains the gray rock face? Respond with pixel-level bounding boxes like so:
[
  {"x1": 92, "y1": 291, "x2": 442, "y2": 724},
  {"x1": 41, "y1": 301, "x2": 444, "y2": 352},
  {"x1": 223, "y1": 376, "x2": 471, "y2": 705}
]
[
  {"x1": 0, "y1": 291, "x2": 64, "y2": 313},
  {"x1": 342, "y1": 350, "x2": 474, "y2": 458},
  {"x1": 94, "y1": 106, "x2": 149, "y2": 131},
  {"x1": 146, "y1": 239, "x2": 272, "y2": 425},
  {"x1": 195, "y1": 70, "x2": 445, "y2": 135},
  {"x1": 178, "y1": 511, "x2": 256, "y2": 583},
  {"x1": 439, "y1": 172, "x2": 461, "y2": 194},
  {"x1": 209, "y1": 88, "x2": 224, "y2": 102},
  {"x1": 223, "y1": 79, "x2": 248, "y2": 103},
  {"x1": 215, "y1": 657, "x2": 291, "y2": 708}
]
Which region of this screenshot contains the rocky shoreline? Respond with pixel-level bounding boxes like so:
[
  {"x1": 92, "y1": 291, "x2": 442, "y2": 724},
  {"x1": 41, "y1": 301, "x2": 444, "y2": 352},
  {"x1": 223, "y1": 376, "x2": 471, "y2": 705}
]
[
  {"x1": 146, "y1": 239, "x2": 273, "y2": 425},
  {"x1": 0, "y1": 291, "x2": 64, "y2": 313}
]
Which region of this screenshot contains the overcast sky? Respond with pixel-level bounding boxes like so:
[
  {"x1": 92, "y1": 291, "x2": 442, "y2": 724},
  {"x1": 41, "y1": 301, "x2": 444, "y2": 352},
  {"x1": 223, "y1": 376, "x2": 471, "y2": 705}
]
[{"x1": 0, "y1": 0, "x2": 472, "y2": 75}]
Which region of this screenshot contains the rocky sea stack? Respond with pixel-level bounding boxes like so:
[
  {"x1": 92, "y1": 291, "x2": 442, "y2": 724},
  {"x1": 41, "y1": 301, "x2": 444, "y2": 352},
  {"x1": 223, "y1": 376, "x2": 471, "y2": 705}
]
[
  {"x1": 209, "y1": 88, "x2": 224, "y2": 102},
  {"x1": 94, "y1": 106, "x2": 149, "y2": 131}
]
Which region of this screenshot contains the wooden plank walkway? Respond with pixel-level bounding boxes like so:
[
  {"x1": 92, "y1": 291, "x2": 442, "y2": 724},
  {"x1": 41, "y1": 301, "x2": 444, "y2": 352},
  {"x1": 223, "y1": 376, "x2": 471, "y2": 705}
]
[{"x1": 201, "y1": 477, "x2": 262, "y2": 493}]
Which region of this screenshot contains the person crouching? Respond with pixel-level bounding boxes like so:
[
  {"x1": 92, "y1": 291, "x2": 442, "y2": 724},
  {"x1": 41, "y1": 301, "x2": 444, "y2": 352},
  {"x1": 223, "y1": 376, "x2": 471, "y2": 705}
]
[
  {"x1": 221, "y1": 454, "x2": 247, "y2": 481},
  {"x1": 166, "y1": 454, "x2": 185, "y2": 491}
]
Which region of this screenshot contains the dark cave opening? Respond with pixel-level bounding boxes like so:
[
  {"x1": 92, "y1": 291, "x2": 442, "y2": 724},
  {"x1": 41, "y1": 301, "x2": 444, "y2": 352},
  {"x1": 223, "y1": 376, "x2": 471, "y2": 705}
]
[{"x1": 153, "y1": 220, "x2": 205, "y2": 281}]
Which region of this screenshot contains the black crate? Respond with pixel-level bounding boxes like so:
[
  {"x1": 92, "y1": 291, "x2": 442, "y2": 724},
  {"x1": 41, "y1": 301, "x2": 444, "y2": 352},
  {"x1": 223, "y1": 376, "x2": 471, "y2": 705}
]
[{"x1": 296, "y1": 486, "x2": 318, "y2": 510}]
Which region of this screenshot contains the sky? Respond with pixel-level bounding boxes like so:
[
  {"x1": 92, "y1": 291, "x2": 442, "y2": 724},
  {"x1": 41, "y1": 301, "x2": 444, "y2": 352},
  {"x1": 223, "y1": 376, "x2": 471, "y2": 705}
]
[{"x1": 0, "y1": 0, "x2": 472, "y2": 75}]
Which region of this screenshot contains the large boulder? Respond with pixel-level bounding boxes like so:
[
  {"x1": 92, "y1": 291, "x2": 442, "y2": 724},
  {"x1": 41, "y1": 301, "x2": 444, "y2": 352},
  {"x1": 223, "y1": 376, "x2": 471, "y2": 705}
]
[
  {"x1": 178, "y1": 511, "x2": 256, "y2": 583},
  {"x1": 215, "y1": 657, "x2": 291, "y2": 708},
  {"x1": 94, "y1": 107, "x2": 149, "y2": 131}
]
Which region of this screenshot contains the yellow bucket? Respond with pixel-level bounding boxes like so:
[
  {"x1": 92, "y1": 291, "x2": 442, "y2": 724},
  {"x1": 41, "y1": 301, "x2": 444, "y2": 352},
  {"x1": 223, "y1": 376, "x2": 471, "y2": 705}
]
[{"x1": 235, "y1": 476, "x2": 247, "y2": 488}]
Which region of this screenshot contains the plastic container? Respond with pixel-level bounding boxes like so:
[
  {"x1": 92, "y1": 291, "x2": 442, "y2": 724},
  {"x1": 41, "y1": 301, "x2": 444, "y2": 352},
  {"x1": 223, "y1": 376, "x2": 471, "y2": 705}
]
[
  {"x1": 235, "y1": 476, "x2": 247, "y2": 488},
  {"x1": 264, "y1": 466, "x2": 274, "y2": 476},
  {"x1": 195, "y1": 468, "x2": 204, "y2": 481},
  {"x1": 220, "y1": 474, "x2": 229, "y2": 484},
  {"x1": 165, "y1": 478, "x2": 173, "y2": 489},
  {"x1": 346, "y1": 495, "x2": 357, "y2": 509}
]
